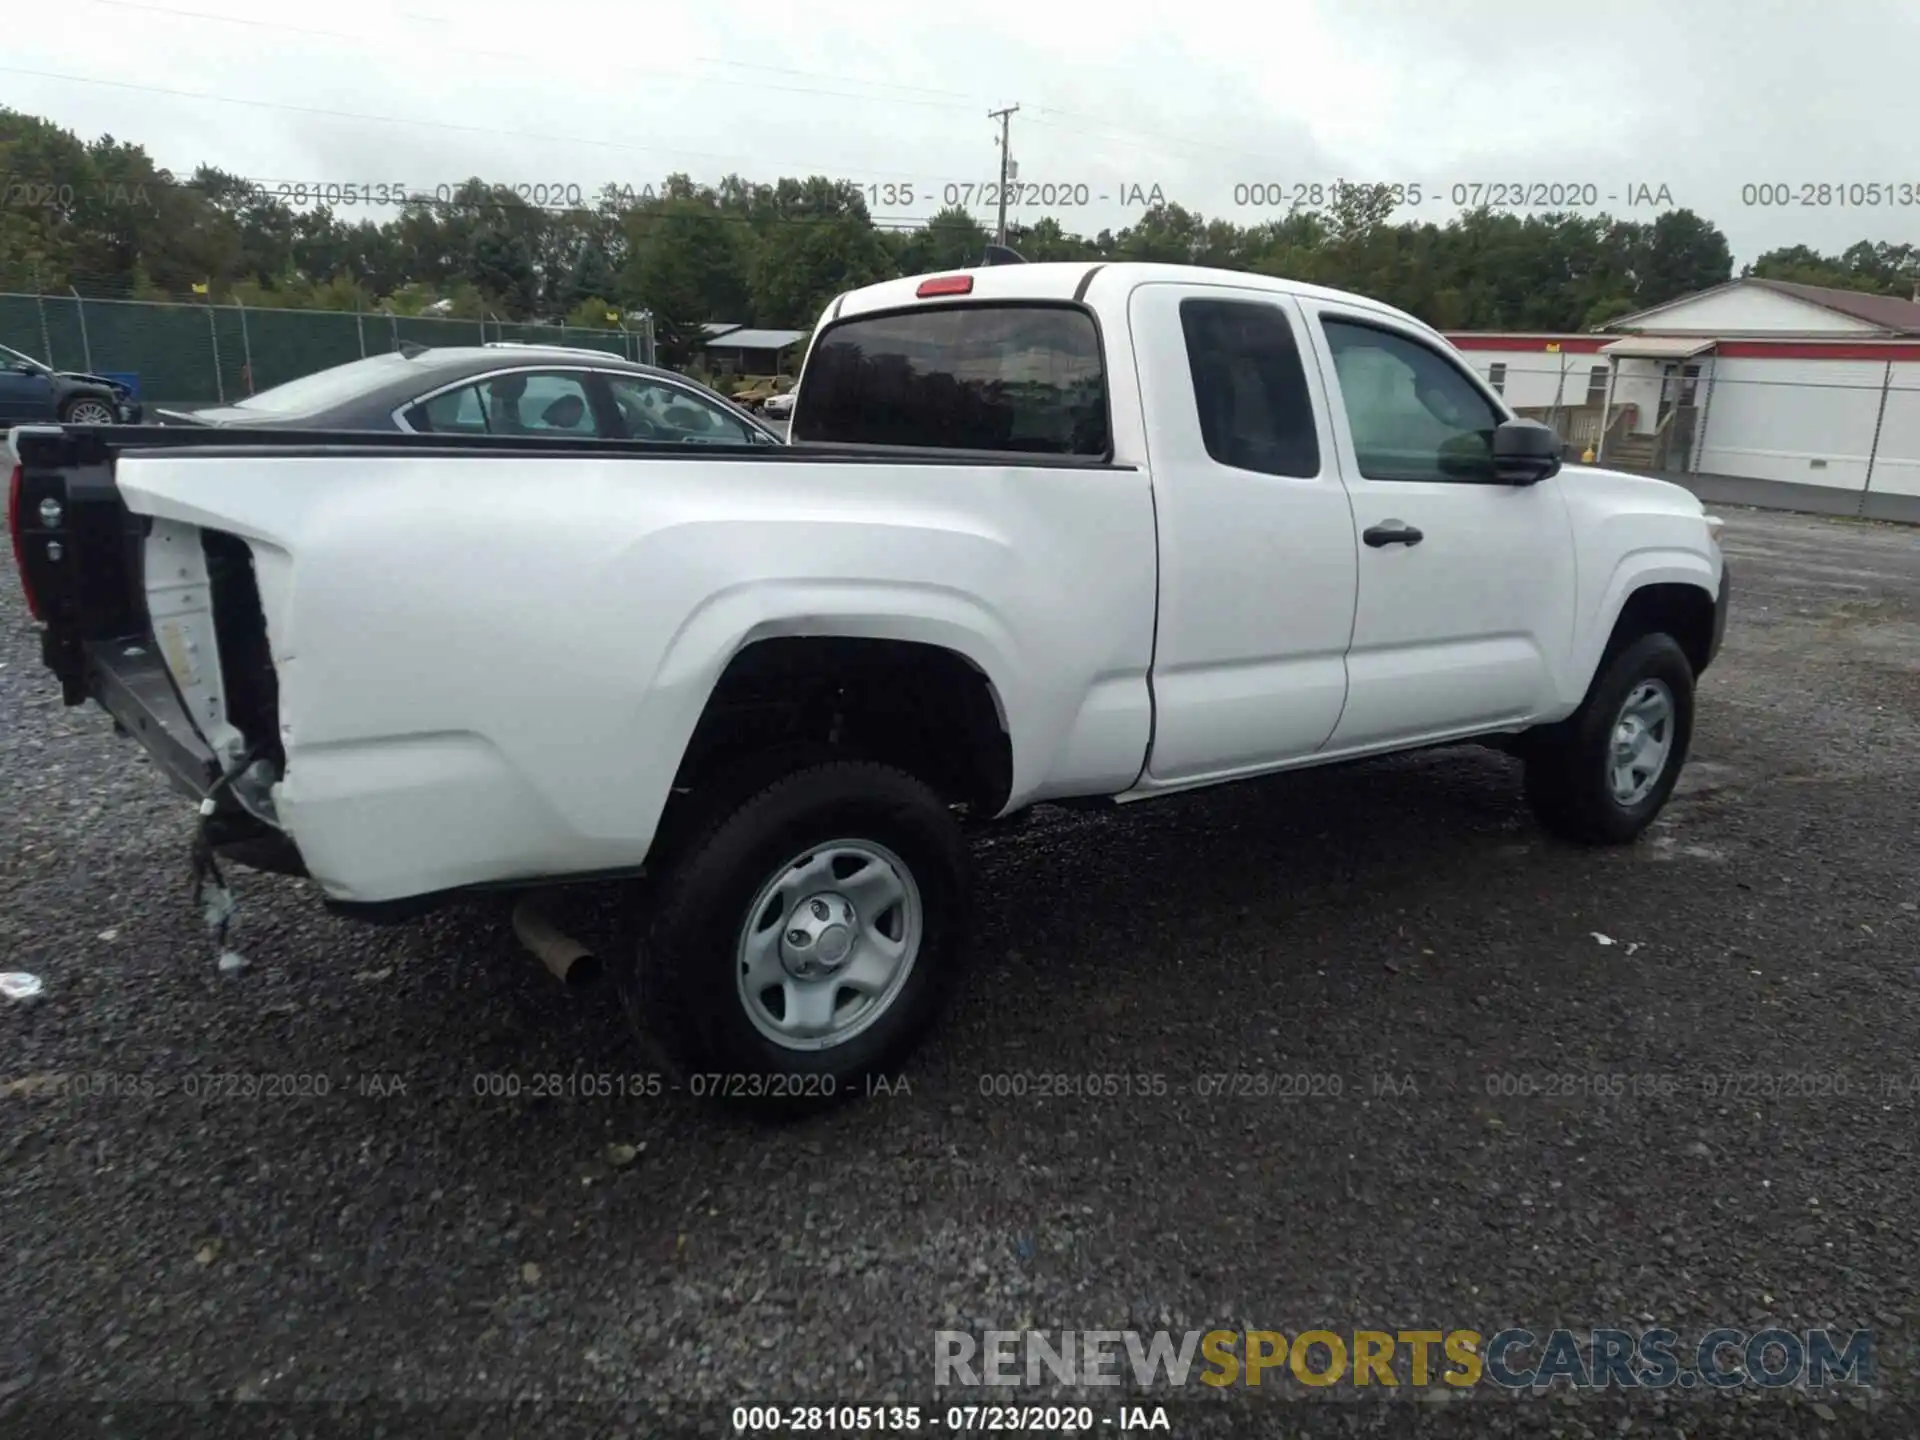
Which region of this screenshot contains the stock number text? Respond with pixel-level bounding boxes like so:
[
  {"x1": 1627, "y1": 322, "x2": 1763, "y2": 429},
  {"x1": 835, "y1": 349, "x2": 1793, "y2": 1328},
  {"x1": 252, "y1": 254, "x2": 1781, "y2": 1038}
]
[{"x1": 1741, "y1": 182, "x2": 1920, "y2": 208}]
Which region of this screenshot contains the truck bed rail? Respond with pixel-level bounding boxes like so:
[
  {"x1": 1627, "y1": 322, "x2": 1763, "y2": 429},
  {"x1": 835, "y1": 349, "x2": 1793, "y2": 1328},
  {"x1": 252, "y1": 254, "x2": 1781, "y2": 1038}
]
[{"x1": 11, "y1": 424, "x2": 1133, "y2": 470}]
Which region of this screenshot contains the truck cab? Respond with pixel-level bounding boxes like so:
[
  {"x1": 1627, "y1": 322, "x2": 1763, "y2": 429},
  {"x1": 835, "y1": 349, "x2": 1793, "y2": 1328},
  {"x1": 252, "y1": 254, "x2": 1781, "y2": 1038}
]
[{"x1": 791, "y1": 262, "x2": 1726, "y2": 790}]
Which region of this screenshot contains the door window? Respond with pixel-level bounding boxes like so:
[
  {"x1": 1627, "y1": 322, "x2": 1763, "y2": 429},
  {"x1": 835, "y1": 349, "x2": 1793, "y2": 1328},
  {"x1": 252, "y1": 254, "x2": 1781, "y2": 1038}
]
[
  {"x1": 1321, "y1": 320, "x2": 1504, "y2": 483},
  {"x1": 413, "y1": 371, "x2": 599, "y2": 436},
  {"x1": 604, "y1": 375, "x2": 753, "y2": 444}
]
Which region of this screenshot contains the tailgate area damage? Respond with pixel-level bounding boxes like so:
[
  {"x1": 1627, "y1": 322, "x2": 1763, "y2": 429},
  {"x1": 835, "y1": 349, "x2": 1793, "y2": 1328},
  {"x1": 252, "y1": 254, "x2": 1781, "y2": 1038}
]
[{"x1": 12, "y1": 426, "x2": 302, "y2": 881}]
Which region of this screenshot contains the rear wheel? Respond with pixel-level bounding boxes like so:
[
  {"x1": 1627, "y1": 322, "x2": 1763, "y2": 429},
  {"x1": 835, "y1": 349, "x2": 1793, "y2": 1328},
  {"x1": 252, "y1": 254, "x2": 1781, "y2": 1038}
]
[
  {"x1": 630, "y1": 759, "x2": 970, "y2": 1113},
  {"x1": 1524, "y1": 632, "x2": 1695, "y2": 845}
]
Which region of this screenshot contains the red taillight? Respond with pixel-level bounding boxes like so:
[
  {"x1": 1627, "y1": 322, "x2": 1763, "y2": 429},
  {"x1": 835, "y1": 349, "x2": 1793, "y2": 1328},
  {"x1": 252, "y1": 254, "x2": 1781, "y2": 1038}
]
[
  {"x1": 8, "y1": 463, "x2": 45, "y2": 622},
  {"x1": 916, "y1": 274, "x2": 974, "y2": 298}
]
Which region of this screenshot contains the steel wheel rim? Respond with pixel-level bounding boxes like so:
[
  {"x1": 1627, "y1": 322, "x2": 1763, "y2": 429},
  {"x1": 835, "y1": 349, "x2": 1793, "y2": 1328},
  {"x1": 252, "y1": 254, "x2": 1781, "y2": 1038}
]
[
  {"x1": 1607, "y1": 678, "x2": 1675, "y2": 806},
  {"x1": 735, "y1": 838, "x2": 924, "y2": 1052},
  {"x1": 66, "y1": 400, "x2": 116, "y2": 425}
]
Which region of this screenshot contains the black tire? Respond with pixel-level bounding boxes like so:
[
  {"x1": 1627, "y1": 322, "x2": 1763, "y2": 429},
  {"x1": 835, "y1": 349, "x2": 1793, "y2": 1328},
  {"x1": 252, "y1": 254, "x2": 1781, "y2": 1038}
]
[
  {"x1": 631, "y1": 759, "x2": 970, "y2": 1113},
  {"x1": 1524, "y1": 632, "x2": 1695, "y2": 845}
]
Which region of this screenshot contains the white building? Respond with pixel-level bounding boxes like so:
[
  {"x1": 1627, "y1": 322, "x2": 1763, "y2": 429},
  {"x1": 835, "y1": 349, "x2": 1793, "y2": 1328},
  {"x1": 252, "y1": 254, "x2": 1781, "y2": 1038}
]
[{"x1": 1448, "y1": 278, "x2": 1920, "y2": 521}]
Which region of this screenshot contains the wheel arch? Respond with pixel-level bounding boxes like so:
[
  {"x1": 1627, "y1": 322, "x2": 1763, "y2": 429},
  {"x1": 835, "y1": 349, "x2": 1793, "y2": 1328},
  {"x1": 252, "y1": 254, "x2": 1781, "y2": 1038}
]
[
  {"x1": 1573, "y1": 551, "x2": 1720, "y2": 703},
  {"x1": 655, "y1": 622, "x2": 1018, "y2": 862},
  {"x1": 57, "y1": 387, "x2": 119, "y2": 418},
  {"x1": 648, "y1": 580, "x2": 1020, "y2": 768}
]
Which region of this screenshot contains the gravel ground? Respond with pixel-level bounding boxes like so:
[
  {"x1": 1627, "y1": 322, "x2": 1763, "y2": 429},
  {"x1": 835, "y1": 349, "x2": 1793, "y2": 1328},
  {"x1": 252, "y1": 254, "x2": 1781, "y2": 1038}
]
[{"x1": 3, "y1": 505, "x2": 1918, "y2": 1439}]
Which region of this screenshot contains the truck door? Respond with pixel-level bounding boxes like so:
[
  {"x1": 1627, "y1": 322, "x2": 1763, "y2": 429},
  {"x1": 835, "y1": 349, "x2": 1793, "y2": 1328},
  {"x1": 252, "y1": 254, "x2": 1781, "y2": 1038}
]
[
  {"x1": 1298, "y1": 301, "x2": 1577, "y2": 750},
  {"x1": 1127, "y1": 282, "x2": 1359, "y2": 786}
]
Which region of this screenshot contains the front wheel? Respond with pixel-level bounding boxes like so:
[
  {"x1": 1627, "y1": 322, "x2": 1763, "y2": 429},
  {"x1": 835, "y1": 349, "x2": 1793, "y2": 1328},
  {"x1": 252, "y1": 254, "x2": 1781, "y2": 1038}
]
[
  {"x1": 1524, "y1": 632, "x2": 1696, "y2": 845},
  {"x1": 630, "y1": 760, "x2": 971, "y2": 1112},
  {"x1": 60, "y1": 395, "x2": 118, "y2": 426}
]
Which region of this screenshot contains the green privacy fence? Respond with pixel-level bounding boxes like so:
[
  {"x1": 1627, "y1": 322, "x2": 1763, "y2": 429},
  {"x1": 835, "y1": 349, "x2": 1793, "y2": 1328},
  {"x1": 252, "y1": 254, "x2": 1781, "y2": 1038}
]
[{"x1": 0, "y1": 292, "x2": 654, "y2": 406}]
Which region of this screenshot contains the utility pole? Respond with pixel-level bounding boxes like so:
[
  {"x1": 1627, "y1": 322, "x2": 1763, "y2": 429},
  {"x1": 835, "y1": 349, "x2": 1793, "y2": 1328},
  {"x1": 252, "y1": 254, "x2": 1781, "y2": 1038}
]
[{"x1": 988, "y1": 103, "x2": 1020, "y2": 247}]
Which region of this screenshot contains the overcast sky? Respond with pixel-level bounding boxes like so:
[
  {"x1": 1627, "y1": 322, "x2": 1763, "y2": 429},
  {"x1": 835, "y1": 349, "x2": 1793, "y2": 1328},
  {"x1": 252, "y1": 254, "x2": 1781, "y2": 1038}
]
[{"x1": 6, "y1": 0, "x2": 1915, "y2": 264}]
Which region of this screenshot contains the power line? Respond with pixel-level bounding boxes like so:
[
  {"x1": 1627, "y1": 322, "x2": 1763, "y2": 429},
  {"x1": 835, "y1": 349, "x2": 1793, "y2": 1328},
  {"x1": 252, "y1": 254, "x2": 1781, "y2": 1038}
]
[
  {"x1": 73, "y1": 0, "x2": 1294, "y2": 170},
  {"x1": 392, "y1": 6, "x2": 981, "y2": 104},
  {"x1": 28, "y1": 3, "x2": 1315, "y2": 180},
  {"x1": 73, "y1": 0, "x2": 986, "y2": 113},
  {"x1": 1025, "y1": 108, "x2": 1315, "y2": 172},
  {"x1": 0, "y1": 66, "x2": 983, "y2": 186}
]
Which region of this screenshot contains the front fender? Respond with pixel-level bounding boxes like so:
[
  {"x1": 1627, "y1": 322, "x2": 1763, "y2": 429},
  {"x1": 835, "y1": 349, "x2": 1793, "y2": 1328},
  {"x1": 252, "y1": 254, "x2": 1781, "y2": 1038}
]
[{"x1": 1568, "y1": 546, "x2": 1721, "y2": 703}]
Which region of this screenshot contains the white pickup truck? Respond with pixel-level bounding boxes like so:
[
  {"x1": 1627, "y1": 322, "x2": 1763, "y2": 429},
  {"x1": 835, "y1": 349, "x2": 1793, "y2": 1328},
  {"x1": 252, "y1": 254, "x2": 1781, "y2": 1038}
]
[{"x1": 8, "y1": 260, "x2": 1729, "y2": 1107}]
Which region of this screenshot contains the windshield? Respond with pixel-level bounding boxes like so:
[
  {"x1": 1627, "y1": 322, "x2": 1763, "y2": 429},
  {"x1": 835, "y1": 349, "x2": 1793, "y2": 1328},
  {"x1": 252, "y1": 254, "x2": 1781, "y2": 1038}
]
[
  {"x1": 224, "y1": 352, "x2": 415, "y2": 416},
  {"x1": 0, "y1": 342, "x2": 51, "y2": 374}
]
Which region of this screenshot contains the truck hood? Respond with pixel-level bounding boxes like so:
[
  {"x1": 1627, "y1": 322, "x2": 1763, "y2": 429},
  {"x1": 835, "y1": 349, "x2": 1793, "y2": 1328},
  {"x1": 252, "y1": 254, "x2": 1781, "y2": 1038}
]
[{"x1": 1559, "y1": 463, "x2": 1705, "y2": 517}]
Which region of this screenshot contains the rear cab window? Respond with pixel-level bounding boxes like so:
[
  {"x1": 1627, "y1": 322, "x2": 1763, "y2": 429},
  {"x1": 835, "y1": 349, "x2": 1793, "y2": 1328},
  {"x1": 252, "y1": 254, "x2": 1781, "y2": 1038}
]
[{"x1": 789, "y1": 303, "x2": 1109, "y2": 456}]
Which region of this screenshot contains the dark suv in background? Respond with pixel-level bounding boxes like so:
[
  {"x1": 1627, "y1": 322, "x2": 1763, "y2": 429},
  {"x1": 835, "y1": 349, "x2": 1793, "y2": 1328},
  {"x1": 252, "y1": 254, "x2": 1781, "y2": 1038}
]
[{"x1": 0, "y1": 342, "x2": 142, "y2": 429}]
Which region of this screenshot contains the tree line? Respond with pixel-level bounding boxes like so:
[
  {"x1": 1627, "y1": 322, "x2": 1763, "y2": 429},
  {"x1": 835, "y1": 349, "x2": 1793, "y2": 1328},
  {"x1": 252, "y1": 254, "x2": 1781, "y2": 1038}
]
[{"x1": 6, "y1": 106, "x2": 1920, "y2": 367}]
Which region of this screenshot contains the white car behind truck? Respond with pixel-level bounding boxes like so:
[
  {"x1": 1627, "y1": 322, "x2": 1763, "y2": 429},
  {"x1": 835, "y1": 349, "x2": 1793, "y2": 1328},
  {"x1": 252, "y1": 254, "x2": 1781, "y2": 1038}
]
[{"x1": 8, "y1": 260, "x2": 1730, "y2": 1108}]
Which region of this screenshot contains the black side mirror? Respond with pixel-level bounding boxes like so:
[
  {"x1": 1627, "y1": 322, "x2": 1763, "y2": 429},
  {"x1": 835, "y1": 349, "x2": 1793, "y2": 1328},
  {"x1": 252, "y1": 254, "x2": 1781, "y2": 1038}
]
[{"x1": 1492, "y1": 418, "x2": 1562, "y2": 486}]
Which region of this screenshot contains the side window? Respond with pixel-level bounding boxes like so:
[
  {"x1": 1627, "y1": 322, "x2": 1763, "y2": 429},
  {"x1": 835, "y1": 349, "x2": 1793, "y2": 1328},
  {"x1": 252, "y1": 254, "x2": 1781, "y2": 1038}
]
[
  {"x1": 605, "y1": 375, "x2": 752, "y2": 444},
  {"x1": 417, "y1": 384, "x2": 489, "y2": 434},
  {"x1": 506, "y1": 372, "x2": 597, "y2": 435},
  {"x1": 1178, "y1": 298, "x2": 1320, "y2": 478},
  {"x1": 414, "y1": 372, "x2": 599, "y2": 436},
  {"x1": 1321, "y1": 320, "x2": 1504, "y2": 483}
]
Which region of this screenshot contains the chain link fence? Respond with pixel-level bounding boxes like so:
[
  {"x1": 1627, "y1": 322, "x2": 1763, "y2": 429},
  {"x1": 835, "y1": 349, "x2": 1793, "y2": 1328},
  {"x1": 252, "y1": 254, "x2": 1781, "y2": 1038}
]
[{"x1": 0, "y1": 291, "x2": 657, "y2": 407}]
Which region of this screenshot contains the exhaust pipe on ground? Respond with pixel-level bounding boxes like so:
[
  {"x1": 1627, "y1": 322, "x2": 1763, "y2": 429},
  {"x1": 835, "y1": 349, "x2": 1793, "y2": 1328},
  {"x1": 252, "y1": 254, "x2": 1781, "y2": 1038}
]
[{"x1": 512, "y1": 895, "x2": 603, "y2": 988}]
